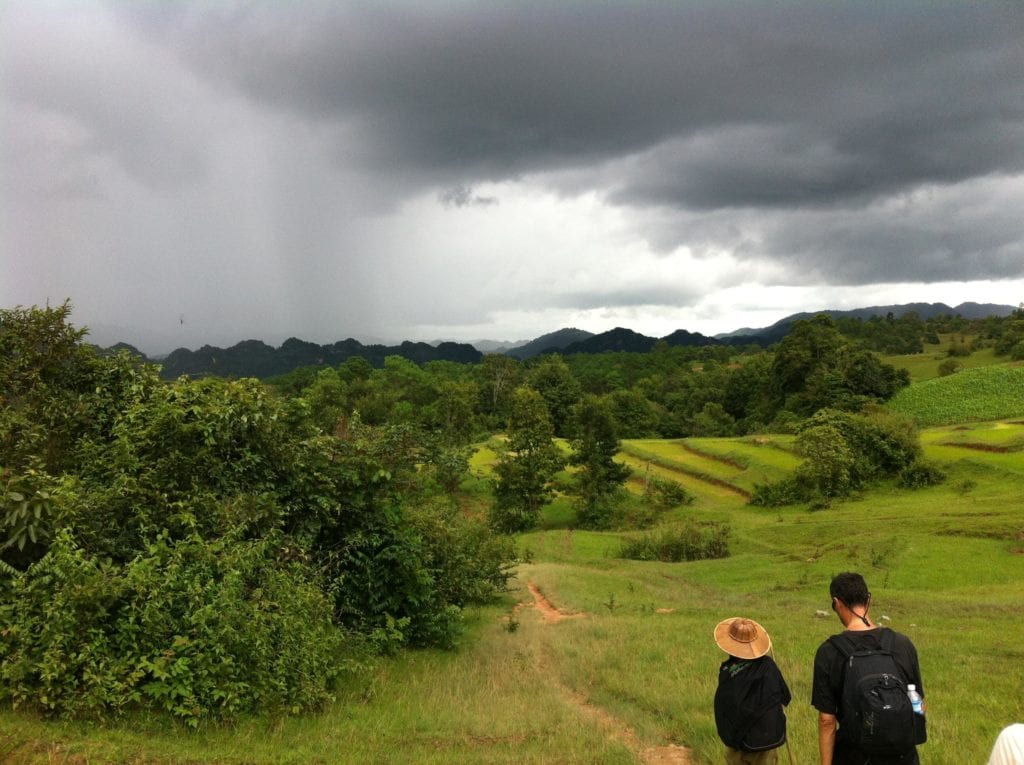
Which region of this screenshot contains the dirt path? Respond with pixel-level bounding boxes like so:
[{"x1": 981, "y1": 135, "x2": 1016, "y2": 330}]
[
  {"x1": 525, "y1": 582, "x2": 693, "y2": 765},
  {"x1": 526, "y1": 582, "x2": 584, "y2": 623}
]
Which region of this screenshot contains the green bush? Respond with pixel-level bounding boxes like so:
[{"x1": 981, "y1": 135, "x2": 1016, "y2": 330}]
[
  {"x1": 749, "y1": 476, "x2": 811, "y2": 507},
  {"x1": 0, "y1": 531, "x2": 348, "y2": 722},
  {"x1": 618, "y1": 522, "x2": 731, "y2": 562},
  {"x1": 750, "y1": 408, "x2": 923, "y2": 506},
  {"x1": 898, "y1": 461, "x2": 946, "y2": 489},
  {"x1": 407, "y1": 499, "x2": 516, "y2": 607},
  {"x1": 643, "y1": 476, "x2": 694, "y2": 510},
  {"x1": 0, "y1": 305, "x2": 518, "y2": 721}
]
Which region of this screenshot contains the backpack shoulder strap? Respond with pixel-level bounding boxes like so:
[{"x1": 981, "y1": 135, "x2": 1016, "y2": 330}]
[
  {"x1": 827, "y1": 633, "x2": 855, "y2": 659},
  {"x1": 876, "y1": 627, "x2": 896, "y2": 652}
]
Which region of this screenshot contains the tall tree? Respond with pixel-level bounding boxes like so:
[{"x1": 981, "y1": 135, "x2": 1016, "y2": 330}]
[
  {"x1": 490, "y1": 387, "x2": 564, "y2": 533},
  {"x1": 527, "y1": 354, "x2": 582, "y2": 436},
  {"x1": 568, "y1": 395, "x2": 630, "y2": 529}
]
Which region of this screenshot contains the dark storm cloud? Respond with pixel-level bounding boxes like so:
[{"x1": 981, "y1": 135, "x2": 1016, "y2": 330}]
[
  {"x1": 5, "y1": 0, "x2": 1024, "y2": 351},
  {"x1": 2, "y1": 5, "x2": 212, "y2": 190},
  {"x1": 124, "y1": 2, "x2": 1024, "y2": 208},
  {"x1": 439, "y1": 185, "x2": 498, "y2": 209}
]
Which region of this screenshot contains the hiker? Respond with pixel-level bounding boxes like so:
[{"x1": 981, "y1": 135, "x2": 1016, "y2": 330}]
[
  {"x1": 812, "y1": 572, "x2": 926, "y2": 765},
  {"x1": 714, "y1": 617, "x2": 792, "y2": 764},
  {"x1": 988, "y1": 724, "x2": 1024, "y2": 765}
]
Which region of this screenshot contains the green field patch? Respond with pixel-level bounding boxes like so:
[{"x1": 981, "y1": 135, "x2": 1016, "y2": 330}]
[
  {"x1": 887, "y1": 365, "x2": 1024, "y2": 426},
  {"x1": 617, "y1": 452, "x2": 743, "y2": 505},
  {"x1": 927, "y1": 420, "x2": 1024, "y2": 452},
  {"x1": 687, "y1": 437, "x2": 802, "y2": 474},
  {"x1": 884, "y1": 337, "x2": 1004, "y2": 383},
  {"x1": 620, "y1": 440, "x2": 752, "y2": 498}
]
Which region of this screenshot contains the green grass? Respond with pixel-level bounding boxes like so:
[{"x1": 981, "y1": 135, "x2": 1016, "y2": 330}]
[
  {"x1": 887, "y1": 365, "x2": 1024, "y2": 426},
  {"x1": 620, "y1": 438, "x2": 797, "y2": 494},
  {"x1": 5, "y1": 429, "x2": 1024, "y2": 763},
  {"x1": 883, "y1": 335, "x2": 1006, "y2": 383}
]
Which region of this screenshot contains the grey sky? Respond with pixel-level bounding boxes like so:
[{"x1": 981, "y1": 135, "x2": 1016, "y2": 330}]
[{"x1": 2, "y1": 1, "x2": 1022, "y2": 353}]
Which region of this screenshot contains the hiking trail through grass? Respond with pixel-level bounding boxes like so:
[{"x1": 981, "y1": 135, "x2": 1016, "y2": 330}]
[{"x1": 525, "y1": 582, "x2": 693, "y2": 765}]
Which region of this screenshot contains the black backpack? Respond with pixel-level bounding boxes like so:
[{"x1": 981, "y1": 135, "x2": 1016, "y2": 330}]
[
  {"x1": 828, "y1": 629, "x2": 926, "y2": 756},
  {"x1": 714, "y1": 657, "x2": 789, "y2": 752}
]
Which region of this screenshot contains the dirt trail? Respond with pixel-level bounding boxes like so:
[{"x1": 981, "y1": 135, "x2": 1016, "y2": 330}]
[
  {"x1": 526, "y1": 582, "x2": 584, "y2": 623},
  {"x1": 525, "y1": 582, "x2": 693, "y2": 765}
]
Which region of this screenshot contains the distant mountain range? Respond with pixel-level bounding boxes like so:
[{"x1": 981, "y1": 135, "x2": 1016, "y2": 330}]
[
  {"x1": 104, "y1": 337, "x2": 482, "y2": 379},
  {"x1": 712, "y1": 301, "x2": 1017, "y2": 345},
  {"x1": 489, "y1": 301, "x2": 1017, "y2": 358},
  {"x1": 100, "y1": 301, "x2": 1015, "y2": 378}
]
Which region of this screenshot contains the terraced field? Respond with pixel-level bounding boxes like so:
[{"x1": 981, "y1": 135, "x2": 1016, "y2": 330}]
[{"x1": 619, "y1": 437, "x2": 799, "y2": 499}]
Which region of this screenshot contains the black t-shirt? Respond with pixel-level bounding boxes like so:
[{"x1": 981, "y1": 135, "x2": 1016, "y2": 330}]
[{"x1": 812, "y1": 627, "x2": 924, "y2": 765}]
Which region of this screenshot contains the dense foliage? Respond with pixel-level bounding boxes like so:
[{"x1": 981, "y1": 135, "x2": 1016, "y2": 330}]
[
  {"x1": 0, "y1": 304, "x2": 513, "y2": 722},
  {"x1": 750, "y1": 408, "x2": 926, "y2": 506},
  {"x1": 568, "y1": 396, "x2": 631, "y2": 529}
]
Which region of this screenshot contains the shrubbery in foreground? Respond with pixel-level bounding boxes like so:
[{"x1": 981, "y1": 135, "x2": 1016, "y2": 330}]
[{"x1": 0, "y1": 304, "x2": 513, "y2": 722}]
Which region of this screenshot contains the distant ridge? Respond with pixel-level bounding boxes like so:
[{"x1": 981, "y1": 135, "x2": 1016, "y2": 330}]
[
  {"x1": 100, "y1": 301, "x2": 1015, "y2": 379},
  {"x1": 505, "y1": 328, "x2": 595, "y2": 359},
  {"x1": 719, "y1": 301, "x2": 1016, "y2": 344},
  {"x1": 156, "y1": 336, "x2": 481, "y2": 379},
  {"x1": 559, "y1": 327, "x2": 656, "y2": 355}
]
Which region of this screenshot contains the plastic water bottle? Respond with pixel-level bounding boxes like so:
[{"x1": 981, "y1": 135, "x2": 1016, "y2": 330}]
[{"x1": 907, "y1": 684, "x2": 924, "y2": 715}]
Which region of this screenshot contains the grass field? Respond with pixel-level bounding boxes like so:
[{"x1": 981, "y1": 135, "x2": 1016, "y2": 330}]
[
  {"x1": 883, "y1": 335, "x2": 1007, "y2": 383},
  {"x1": 3, "y1": 425, "x2": 1024, "y2": 763}
]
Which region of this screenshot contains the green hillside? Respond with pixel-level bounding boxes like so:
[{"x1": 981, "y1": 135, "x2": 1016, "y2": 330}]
[
  {"x1": 8, "y1": 423, "x2": 1024, "y2": 764},
  {"x1": 887, "y1": 365, "x2": 1024, "y2": 425}
]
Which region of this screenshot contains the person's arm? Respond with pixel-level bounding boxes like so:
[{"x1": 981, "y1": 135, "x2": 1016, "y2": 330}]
[{"x1": 818, "y1": 712, "x2": 837, "y2": 765}]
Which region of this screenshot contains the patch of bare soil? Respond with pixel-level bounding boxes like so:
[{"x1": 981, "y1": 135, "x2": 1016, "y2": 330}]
[
  {"x1": 526, "y1": 582, "x2": 584, "y2": 623},
  {"x1": 560, "y1": 686, "x2": 692, "y2": 764}
]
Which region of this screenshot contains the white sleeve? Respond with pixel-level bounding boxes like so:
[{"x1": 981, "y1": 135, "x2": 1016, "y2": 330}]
[{"x1": 988, "y1": 724, "x2": 1024, "y2": 765}]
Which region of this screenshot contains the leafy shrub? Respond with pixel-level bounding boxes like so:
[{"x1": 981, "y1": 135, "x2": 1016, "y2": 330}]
[
  {"x1": 749, "y1": 477, "x2": 811, "y2": 507},
  {"x1": 750, "y1": 408, "x2": 923, "y2": 506},
  {"x1": 406, "y1": 499, "x2": 516, "y2": 607},
  {"x1": 899, "y1": 462, "x2": 946, "y2": 489},
  {"x1": 1, "y1": 463, "x2": 58, "y2": 570},
  {"x1": 947, "y1": 340, "x2": 971, "y2": 357},
  {"x1": 937, "y1": 359, "x2": 961, "y2": 377},
  {"x1": 0, "y1": 531, "x2": 348, "y2": 722},
  {"x1": 643, "y1": 476, "x2": 694, "y2": 510},
  {"x1": 0, "y1": 306, "x2": 518, "y2": 722},
  {"x1": 618, "y1": 522, "x2": 731, "y2": 562}
]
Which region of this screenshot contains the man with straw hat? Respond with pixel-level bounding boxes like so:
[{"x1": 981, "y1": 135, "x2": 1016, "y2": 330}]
[{"x1": 714, "y1": 617, "x2": 792, "y2": 764}]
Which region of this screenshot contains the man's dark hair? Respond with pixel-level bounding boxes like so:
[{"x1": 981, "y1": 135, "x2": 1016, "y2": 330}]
[{"x1": 830, "y1": 572, "x2": 870, "y2": 606}]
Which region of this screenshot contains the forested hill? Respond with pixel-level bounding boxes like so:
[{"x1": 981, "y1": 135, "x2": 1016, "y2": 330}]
[
  {"x1": 157, "y1": 337, "x2": 482, "y2": 379},
  {"x1": 718, "y1": 301, "x2": 1016, "y2": 344},
  {"x1": 505, "y1": 327, "x2": 595, "y2": 359}
]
